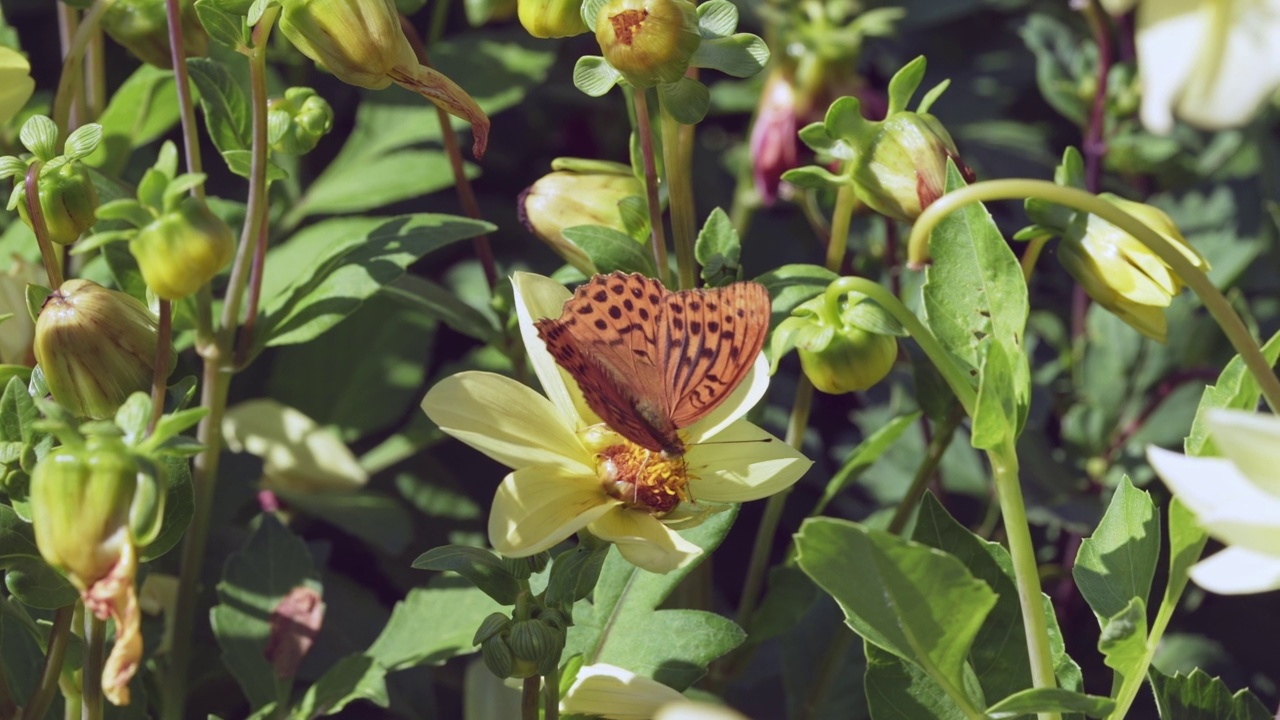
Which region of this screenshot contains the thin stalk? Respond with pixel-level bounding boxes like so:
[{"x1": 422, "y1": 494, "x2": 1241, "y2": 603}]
[
  {"x1": 0, "y1": 653, "x2": 13, "y2": 719},
  {"x1": 633, "y1": 87, "x2": 670, "y2": 284},
  {"x1": 148, "y1": 301, "x2": 172, "y2": 433},
  {"x1": 85, "y1": 26, "x2": 106, "y2": 120},
  {"x1": 906, "y1": 180, "x2": 1280, "y2": 412},
  {"x1": 52, "y1": 0, "x2": 110, "y2": 140},
  {"x1": 988, "y1": 439, "x2": 1058, "y2": 720},
  {"x1": 824, "y1": 185, "x2": 856, "y2": 271},
  {"x1": 543, "y1": 668, "x2": 561, "y2": 720},
  {"x1": 81, "y1": 615, "x2": 106, "y2": 720},
  {"x1": 659, "y1": 101, "x2": 697, "y2": 289},
  {"x1": 1020, "y1": 236, "x2": 1048, "y2": 284},
  {"x1": 164, "y1": 0, "x2": 204, "y2": 196},
  {"x1": 24, "y1": 163, "x2": 65, "y2": 288},
  {"x1": 233, "y1": 211, "x2": 269, "y2": 368},
  {"x1": 521, "y1": 677, "x2": 539, "y2": 720},
  {"x1": 887, "y1": 408, "x2": 962, "y2": 535},
  {"x1": 164, "y1": 11, "x2": 279, "y2": 720},
  {"x1": 56, "y1": 4, "x2": 81, "y2": 131},
  {"x1": 25, "y1": 605, "x2": 75, "y2": 720}
]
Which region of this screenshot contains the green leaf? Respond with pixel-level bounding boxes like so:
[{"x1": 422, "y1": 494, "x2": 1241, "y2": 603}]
[
  {"x1": 694, "y1": 207, "x2": 742, "y2": 287},
  {"x1": 863, "y1": 643, "x2": 973, "y2": 720},
  {"x1": 24, "y1": 284, "x2": 51, "y2": 325},
  {"x1": 743, "y1": 565, "x2": 819, "y2": 644},
  {"x1": 277, "y1": 490, "x2": 411, "y2": 556},
  {"x1": 573, "y1": 56, "x2": 622, "y2": 97},
  {"x1": 970, "y1": 339, "x2": 1017, "y2": 450},
  {"x1": 1149, "y1": 668, "x2": 1273, "y2": 720},
  {"x1": 690, "y1": 34, "x2": 769, "y2": 78},
  {"x1": 411, "y1": 545, "x2": 521, "y2": 605},
  {"x1": 1185, "y1": 328, "x2": 1280, "y2": 456},
  {"x1": 0, "y1": 504, "x2": 77, "y2": 608},
  {"x1": 211, "y1": 514, "x2": 319, "y2": 710},
  {"x1": 289, "y1": 150, "x2": 474, "y2": 219},
  {"x1": 1018, "y1": 13, "x2": 1091, "y2": 126},
  {"x1": 564, "y1": 508, "x2": 743, "y2": 690},
  {"x1": 1159, "y1": 497, "x2": 1208, "y2": 628},
  {"x1": 657, "y1": 77, "x2": 711, "y2": 125},
  {"x1": 545, "y1": 542, "x2": 610, "y2": 606},
  {"x1": 187, "y1": 57, "x2": 250, "y2": 154},
  {"x1": 795, "y1": 517, "x2": 996, "y2": 696},
  {"x1": 366, "y1": 580, "x2": 504, "y2": 670},
  {"x1": 0, "y1": 376, "x2": 38, "y2": 445},
  {"x1": 259, "y1": 214, "x2": 493, "y2": 348},
  {"x1": 562, "y1": 225, "x2": 657, "y2": 277},
  {"x1": 221, "y1": 150, "x2": 288, "y2": 181},
  {"x1": 194, "y1": 0, "x2": 246, "y2": 49},
  {"x1": 382, "y1": 275, "x2": 499, "y2": 344},
  {"x1": 921, "y1": 163, "x2": 1030, "y2": 434},
  {"x1": 1099, "y1": 598, "x2": 1148, "y2": 692},
  {"x1": 813, "y1": 412, "x2": 920, "y2": 515},
  {"x1": 696, "y1": 0, "x2": 738, "y2": 38},
  {"x1": 780, "y1": 165, "x2": 843, "y2": 189},
  {"x1": 885, "y1": 56, "x2": 926, "y2": 115},
  {"x1": 138, "y1": 455, "x2": 194, "y2": 562},
  {"x1": 1072, "y1": 477, "x2": 1159, "y2": 622},
  {"x1": 986, "y1": 688, "x2": 1115, "y2": 718},
  {"x1": 63, "y1": 124, "x2": 102, "y2": 159},
  {"x1": 293, "y1": 654, "x2": 388, "y2": 718}
]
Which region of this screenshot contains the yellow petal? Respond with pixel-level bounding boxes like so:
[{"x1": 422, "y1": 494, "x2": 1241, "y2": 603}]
[
  {"x1": 561, "y1": 663, "x2": 686, "y2": 720},
  {"x1": 590, "y1": 509, "x2": 702, "y2": 573},
  {"x1": 684, "y1": 352, "x2": 770, "y2": 443},
  {"x1": 512, "y1": 272, "x2": 599, "y2": 426},
  {"x1": 686, "y1": 421, "x2": 811, "y2": 502},
  {"x1": 423, "y1": 371, "x2": 587, "y2": 471},
  {"x1": 0, "y1": 48, "x2": 34, "y2": 126},
  {"x1": 1190, "y1": 546, "x2": 1280, "y2": 595},
  {"x1": 223, "y1": 399, "x2": 368, "y2": 493},
  {"x1": 490, "y1": 465, "x2": 617, "y2": 556}
]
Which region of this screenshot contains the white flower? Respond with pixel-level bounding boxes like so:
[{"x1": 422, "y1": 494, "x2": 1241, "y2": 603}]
[
  {"x1": 1147, "y1": 409, "x2": 1280, "y2": 594},
  {"x1": 560, "y1": 663, "x2": 749, "y2": 720},
  {"x1": 421, "y1": 272, "x2": 811, "y2": 574},
  {"x1": 1135, "y1": 0, "x2": 1280, "y2": 134}
]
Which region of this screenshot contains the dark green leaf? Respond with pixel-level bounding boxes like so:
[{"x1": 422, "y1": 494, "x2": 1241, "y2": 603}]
[
  {"x1": 187, "y1": 58, "x2": 250, "y2": 154},
  {"x1": 657, "y1": 78, "x2": 710, "y2": 125},
  {"x1": 1149, "y1": 668, "x2": 1273, "y2": 720},
  {"x1": 366, "y1": 581, "x2": 505, "y2": 670},
  {"x1": 694, "y1": 207, "x2": 742, "y2": 287},
  {"x1": 986, "y1": 688, "x2": 1115, "y2": 718},
  {"x1": 412, "y1": 545, "x2": 520, "y2": 605},
  {"x1": 813, "y1": 412, "x2": 920, "y2": 515},
  {"x1": 0, "y1": 504, "x2": 77, "y2": 608},
  {"x1": 138, "y1": 455, "x2": 193, "y2": 562},
  {"x1": 545, "y1": 542, "x2": 610, "y2": 606},
  {"x1": 84, "y1": 65, "x2": 181, "y2": 175},
  {"x1": 1073, "y1": 477, "x2": 1159, "y2": 621},
  {"x1": 294, "y1": 654, "x2": 388, "y2": 718},
  {"x1": 1185, "y1": 329, "x2": 1280, "y2": 456},
  {"x1": 563, "y1": 225, "x2": 657, "y2": 276}
]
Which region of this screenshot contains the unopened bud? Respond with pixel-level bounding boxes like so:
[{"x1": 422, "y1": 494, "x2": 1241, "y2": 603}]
[
  {"x1": 18, "y1": 160, "x2": 99, "y2": 246},
  {"x1": 268, "y1": 87, "x2": 335, "y2": 156},
  {"x1": 129, "y1": 196, "x2": 235, "y2": 300},
  {"x1": 473, "y1": 612, "x2": 512, "y2": 645},
  {"x1": 519, "y1": 162, "x2": 643, "y2": 274},
  {"x1": 774, "y1": 291, "x2": 900, "y2": 395},
  {"x1": 852, "y1": 111, "x2": 971, "y2": 223},
  {"x1": 595, "y1": 0, "x2": 701, "y2": 88},
  {"x1": 480, "y1": 634, "x2": 515, "y2": 678},
  {"x1": 34, "y1": 280, "x2": 163, "y2": 419},
  {"x1": 518, "y1": 0, "x2": 588, "y2": 38}
]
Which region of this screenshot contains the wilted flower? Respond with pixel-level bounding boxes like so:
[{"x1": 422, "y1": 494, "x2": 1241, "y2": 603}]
[
  {"x1": 561, "y1": 663, "x2": 749, "y2": 720},
  {"x1": 421, "y1": 272, "x2": 810, "y2": 574},
  {"x1": 1148, "y1": 410, "x2": 1280, "y2": 594},
  {"x1": 0, "y1": 47, "x2": 34, "y2": 126},
  {"x1": 277, "y1": 0, "x2": 490, "y2": 156},
  {"x1": 1058, "y1": 195, "x2": 1208, "y2": 343},
  {"x1": 749, "y1": 70, "x2": 800, "y2": 206},
  {"x1": 519, "y1": 160, "x2": 644, "y2": 274}
]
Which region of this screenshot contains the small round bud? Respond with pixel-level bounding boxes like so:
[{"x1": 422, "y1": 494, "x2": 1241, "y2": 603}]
[
  {"x1": 502, "y1": 555, "x2": 535, "y2": 580},
  {"x1": 129, "y1": 196, "x2": 236, "y2": 300},
  {"x1": 34, "y1": 280, "x2": 165, "y2": 419},
  {"x1": 519, "y1": 163, "x2": 643, "y2": 274},
  {"x1": 268, "y1": 87, "x2": 335, "y2": 156},
  {"x1": 480, "y1": 635, "x2": 515, "y2": 678},
  {"x1": 101, "y1": 0, "x2": 208, "y2": 69},
  {"x1": 595, "y1": 0, "x2": 701, "y2": 88},
  {"x1": 527, "y1": 550, "x2": 551, "y2": 574},
  {"x1": 776, "y1": 291, "x2": 900, "y2": 395},
  {"x1": 507, "y1": 618, "x2": 564, "y2": 674},
  {"x1": 473, "y1": 612, "x2": 512, "y2": 645},
  {"x1": 18, "y1": 160, "x2": 99, "y2": 246},
  {"x1": 537, "y1": 607, "x2": 569, "y2": 633},
  {"x1": 518, "y1": 0, "x2": 588, "y2": 38}
]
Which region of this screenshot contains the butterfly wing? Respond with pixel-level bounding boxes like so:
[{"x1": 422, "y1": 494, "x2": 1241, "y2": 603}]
[
  {"x1": 535, "y1": 272, "x2": 676, "y2": 453},
  {"x1": 660, "y1": 280, "x2": 771, "y2": 429}
]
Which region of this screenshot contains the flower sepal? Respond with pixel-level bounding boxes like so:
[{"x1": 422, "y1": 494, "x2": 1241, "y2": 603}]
[{"x1": 771, "y1": 285, "x2": 902, "y2": 395}]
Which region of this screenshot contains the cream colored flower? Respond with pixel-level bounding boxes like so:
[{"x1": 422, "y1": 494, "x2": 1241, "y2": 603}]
[
  {"x1": 421, "y1": 272, "x2": 810, "y2": 574},
  {"x1": 1148, "y1": 410, "x2": 1280, "y2": 594},
  {"x1": 223, "y1": 400, "x2": 368, "y2": 494},
  {"x1": 0, "y1": 47, "x2": 34, "y2": 126},
  {"x1": 1135, "y1": 0, "x2": 1280, "y2": 134},
  {"x1": 560, "y1": 663, "x2": 749, "y2": 720}
]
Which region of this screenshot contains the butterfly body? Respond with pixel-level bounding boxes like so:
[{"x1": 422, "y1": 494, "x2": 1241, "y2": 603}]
[{"x1": 535, "y1": 272, "x2": 771, "y2": 456}]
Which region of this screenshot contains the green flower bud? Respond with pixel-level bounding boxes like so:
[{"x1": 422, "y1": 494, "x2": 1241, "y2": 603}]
[
  {"x1": 851, "y1": 111, "x2": 971, "y2": 224},
  {"x1": 537, "y1": 607, "x2": 569, "y2": 632},
  {"x1": 31, "y1": 436, "x2": 139, "y2": 592},
  {"x1": 268, "y1": 87, "x2": 335, "y2": 156},
  {"x1": 519, "y1": 0, "x2": 587, "y2": 38},
  {"x1": 519, "y1": 162, "x2": 643, "y2": 274},
  {"x1": 101, "y1": 0, "x2": 208, "y2": 69},
  {"x1": 34, "y1": 279, "x2": 163, "y2": 419},
  {"x1": 527, "y1": 550, "x2": 551, "y2": 574},
  {"x1": 595, "y1": 0, "x2": 701, "y2": 88},
  {"x1": 473, "y1": 612, "x2": 512, "y2": 645},
  {"x1": 17, "y1": 160, "x2": 99, "y2": 246},
  {"x1": 129, "y1": 197, "x2": 235, "y2": 300},
  {"x1": 502, "y1": 554, "x2": 535, "y2": 580},
  {"x1": 774, "y1": 290, "x2": 900, "y2": 395},
  {"x1": 481, "y1": 634, "x2": 515, "y2": 678},
  {"x1": 1058, "y1": 195, "x2": 1208, "y2": 343}
]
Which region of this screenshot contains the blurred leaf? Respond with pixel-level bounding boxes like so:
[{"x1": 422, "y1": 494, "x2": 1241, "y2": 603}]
[
  {"x1": 694, "y1": 207, "x2": 742, "y2": 287},
  {"x1": 293, "y1": 654, "x2": 388, "y2": 718},
  {"x1": 138, "y1": 455, "x2": 194, "y2": 562},
  {"x1": 986, "y1": 688, "x2": 1114, "y2": 718},
  {"x1": 813, "y1": 412, "x2": 920, "y2": 516},
  {"x1": 85, "y1": 65, "x2": 181, "y2": 175},
  {"x1": 1149, "y1": 668, "x2": 1272, "y2": 720},
  {"x1": 690, "y1": 34, "x2": 769, "y2": 78},
  {"x1": 1073, "y1": 477, "x2": 1159, "y2": 622},
  {"x1": 412, "y1": 546, "x2": 521, "y2": 605},
  {"x1": 0, "y1": 504, "x2": 76, "y2": 608},
  {"x1": 211, "y1": 514, "x2": 319, "y2": 710},
  {"x1": 1019, "y1": 13, "x2": 1090, "y2": 126},
  {"x1": 288, "y1": 150, "x2": 474, "y2": 220},
  {"x1": 259, "y1": 214, "x2": 492, "y2": 348},
  {"x1": 278, "y1": 490, "x2": 411, "y2": 556},
  {"x1": 382, "y1": 273, "x2": 499, "y2": 344},
  {"x1": 564, "y1": 508, "x2": 742, "y2": 691}
]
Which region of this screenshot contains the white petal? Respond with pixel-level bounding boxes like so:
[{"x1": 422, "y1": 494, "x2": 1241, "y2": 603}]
[
  {"x1": 1205, "y1": 409, "x2": 1280, "y2": 497},
  {"x1": 512, "y1": 272, "x2": 600, "y2": 426},
  {"x1": 561, "y1": 664, "x2": 685, "y2": 720},
  {"x1": 685, "y1": 421, "x2": 811, "y2": 502},
  {"x1": 1148, "y1": 446, "x2": 1280, "y2": 556},
  {"x1": 1190, "y1": 546, "x2": 1280, "y2": 595},
  {"x1": 590, "y1": 510, "x2": 703, "y2": 574},
  {"x1": 422, "y1": 372, "x2": 586, "y2": 472},
  {"x1": 1136, "y1": 0, "x2": 1208, "y2": 134},
  {"x1": 684, "y1": 352, "x2": 770, "y2": 443},
  {"x1": 1175, "y1": 0, "x2": 1280, "y2": 130},
  {"x1": 655, "y1": 700, "x2": 751, "y2": 720},
  {"x1": 223, "y1": 400, "x2": 368, "y2": 493},
  {"x1": 489, "y1": 465, "x2": 619, "y2": 556}
]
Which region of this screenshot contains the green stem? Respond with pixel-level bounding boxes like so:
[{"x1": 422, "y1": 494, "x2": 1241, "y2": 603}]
[
  {"x1": 906, "y1": 180, "x2": 1280, "y2": 412},
  {"x1": 164, "y1": 11, "x2": 278, "y2": 720},
  {"x1": 987, "y1": 439, "x2": 1058, "y2": 720},
  {"x1": 521, "y1": 677, "x2": 539, "y2": 720},
  {"x1": 825, "y1": 184, "x2": 856, "y2": 272},
  {"x1": 52, "y1": 0, "x2": 111, "y2": 141},
  {"x1": 164, "y1": 0, "x2": 204, "y2": 197},
  {"x1": 81, "y1": 615, "x2": 105, "y2": 720},
  {"x1": 24, "y1": 162, "x2": 65, "y2": 289},
  {"x1": 25, "y1": 605, "x2": 75, "y2": 720},
  {"x1": 148, "y1": 300, "x2": 172, "y2": 433},
  {"x1": 887, "y1": 409, "x2": 962, "y2": 535},
  {"x1": 543, "y1": 667, "x2": 561, "y2": 720},
  {"x1": 659, "y1": 101, "x2": 696, "y2": 289},
  {"x1": 632, "y1": 87, "x2": 670, "y2": 284},
  {"x1": 84, "y1": 26, "x2": 106, "y2": 120}
]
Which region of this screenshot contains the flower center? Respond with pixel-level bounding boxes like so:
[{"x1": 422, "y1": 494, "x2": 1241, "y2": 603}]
[
  {"x1": 595, "y1": 442, "x2": 691, "y2": 515},
  {"x1": 609, "y1": 10, "x2": 647, "y2": 46}
]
